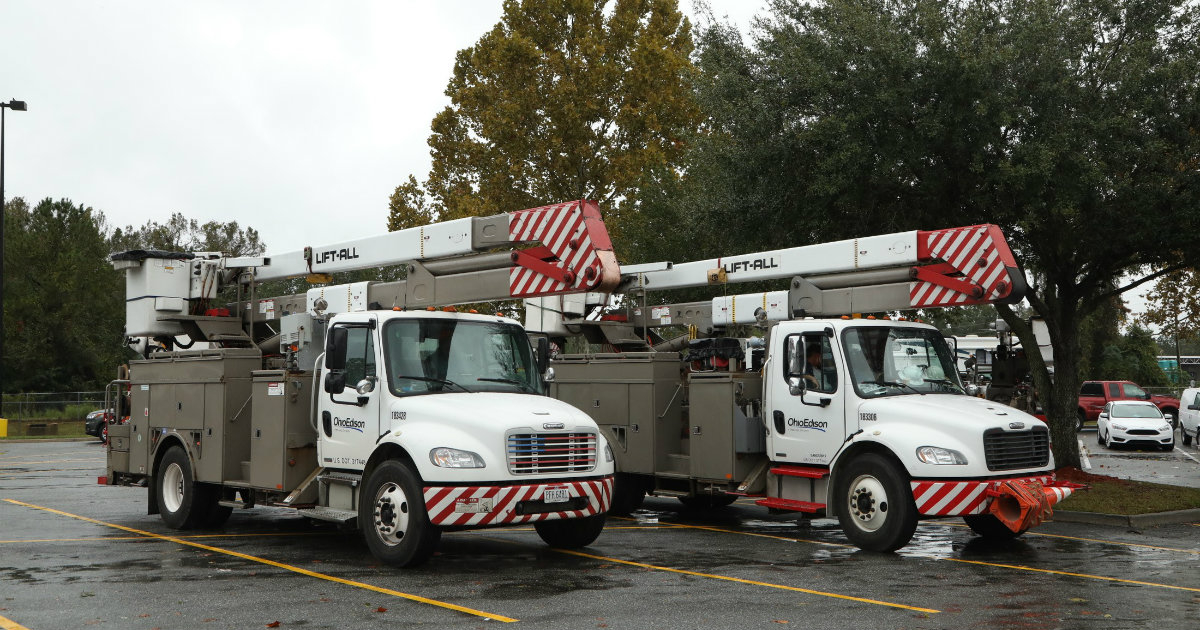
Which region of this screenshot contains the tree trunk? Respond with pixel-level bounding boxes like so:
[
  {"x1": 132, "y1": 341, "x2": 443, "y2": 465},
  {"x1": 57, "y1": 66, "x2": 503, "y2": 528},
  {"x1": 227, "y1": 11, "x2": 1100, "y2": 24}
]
[{"x1": 997, "y1": 297, "x2": 1083, "y2": 469}]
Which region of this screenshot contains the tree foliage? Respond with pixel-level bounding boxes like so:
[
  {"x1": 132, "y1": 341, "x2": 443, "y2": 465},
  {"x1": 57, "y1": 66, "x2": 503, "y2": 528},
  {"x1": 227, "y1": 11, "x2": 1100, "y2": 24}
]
[
  {"x1": 1138, "y1": 267, "x2": 1200, "y2": 342},
  {"x1": 3, "y1": 198, "x2": 126, "y2": 390},
  {"x1": 680, "y1": 0, "x2": 1200, "y2": 466},
  {"x1": 109, "y1": 211, "x2": 265, "y2": 256},
  {"x1": 389, "y1": 0, "x2": 700, "y2": 246}
]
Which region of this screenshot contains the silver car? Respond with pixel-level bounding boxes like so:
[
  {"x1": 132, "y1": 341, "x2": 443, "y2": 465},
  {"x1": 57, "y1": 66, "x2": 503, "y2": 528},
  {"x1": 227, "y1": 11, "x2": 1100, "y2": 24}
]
[{"x1": 1097, "y1": 400, "x2": 1174, "y2": 451}]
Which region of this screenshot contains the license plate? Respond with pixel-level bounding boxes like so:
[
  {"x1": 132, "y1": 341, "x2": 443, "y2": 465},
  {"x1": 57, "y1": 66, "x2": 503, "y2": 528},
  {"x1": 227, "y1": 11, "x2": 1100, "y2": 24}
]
[{"x1": 543, "y1": 487, "x2": 570, "y2": 503}]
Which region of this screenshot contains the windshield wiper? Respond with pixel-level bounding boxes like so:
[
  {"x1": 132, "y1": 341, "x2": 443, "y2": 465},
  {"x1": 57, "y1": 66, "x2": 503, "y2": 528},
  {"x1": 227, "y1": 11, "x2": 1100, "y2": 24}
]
[
  {"x1": 396, "y1": 375, "x2": 472, "y2": 393},
  {"x1": 476, "y1": 377, "x2": 538, "y2": 393},
  {"x1": 923, "y1": 378, "x2": 964, "y2": 392},
  {"x1": 861, "y1": 379, "x2": 926, "y2": 396}
]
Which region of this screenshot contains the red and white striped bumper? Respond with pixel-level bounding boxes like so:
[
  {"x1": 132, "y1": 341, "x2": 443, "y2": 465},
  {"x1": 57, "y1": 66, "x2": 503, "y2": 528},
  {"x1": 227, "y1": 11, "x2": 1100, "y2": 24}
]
[
  {"x1": 423, "y1": 476, "x2": 613, "y2": 527},
  {"x1": 912, "y1": 474, "x2": 1064, "y2": 516}
]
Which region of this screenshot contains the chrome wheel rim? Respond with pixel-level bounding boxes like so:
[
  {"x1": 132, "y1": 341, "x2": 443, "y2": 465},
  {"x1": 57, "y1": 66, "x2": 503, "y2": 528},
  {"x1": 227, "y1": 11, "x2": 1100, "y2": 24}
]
[
  {"x1": 162, "y1": 462, "x2": 185, "y2": 513},
  {"x1": 848, "y1": 474, "x2": 889, "y2": 532},
  {"x1": 373, "y1": 482, "x2": 410, "y2": 546}
]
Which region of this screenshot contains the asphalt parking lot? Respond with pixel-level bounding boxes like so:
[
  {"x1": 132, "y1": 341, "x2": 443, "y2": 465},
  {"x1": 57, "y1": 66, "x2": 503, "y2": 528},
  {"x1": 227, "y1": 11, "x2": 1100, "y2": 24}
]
[{"x1": 2, "y1": 438, "x2": 1199, "y2": 630}]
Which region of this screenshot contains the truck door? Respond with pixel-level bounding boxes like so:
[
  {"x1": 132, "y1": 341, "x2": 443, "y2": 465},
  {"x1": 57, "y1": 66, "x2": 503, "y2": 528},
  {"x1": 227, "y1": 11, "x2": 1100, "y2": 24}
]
[
  {"x1": 765, "y1": 328, "x2": 846, "y2": 466},
  {"x1": 316, "y1": 317, "x2": 381, "y2": 470}
]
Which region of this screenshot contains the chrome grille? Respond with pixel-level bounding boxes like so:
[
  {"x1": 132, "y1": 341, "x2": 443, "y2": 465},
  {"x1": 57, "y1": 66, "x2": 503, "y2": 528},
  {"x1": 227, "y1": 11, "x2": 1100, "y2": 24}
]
[
  {"x1": 507, "y1": 432, "x2": 597, "y2": 474},
  {"x1": 983, "y1": 427, "x2": 1050, "y2": 471}
]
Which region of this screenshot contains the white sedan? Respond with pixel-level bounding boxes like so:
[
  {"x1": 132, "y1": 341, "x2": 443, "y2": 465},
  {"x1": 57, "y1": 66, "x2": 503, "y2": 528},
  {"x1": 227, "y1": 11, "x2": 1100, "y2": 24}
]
[{"x1": 1097, "y1": 400, "x2": 1174, "y2": 451}]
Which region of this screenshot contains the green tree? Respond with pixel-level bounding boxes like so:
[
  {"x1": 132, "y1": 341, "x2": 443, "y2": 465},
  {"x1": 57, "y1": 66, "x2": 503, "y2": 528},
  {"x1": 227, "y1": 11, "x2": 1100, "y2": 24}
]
[
  {"x1": 390, "y1": 0, "x2": 701, "y2": 246},
  {"x1": 1096, "y1": 324, "x2": 1169, "y2": 386},
  {"x1": 681, "y1": 0, "x2": 1200, "y2": 466},
  {"x1": 3, "y1": 197, "x2": 126, "y2": 391},
  {"x1": 109, "y1": 211, "x2": 265, "y2": 256}
]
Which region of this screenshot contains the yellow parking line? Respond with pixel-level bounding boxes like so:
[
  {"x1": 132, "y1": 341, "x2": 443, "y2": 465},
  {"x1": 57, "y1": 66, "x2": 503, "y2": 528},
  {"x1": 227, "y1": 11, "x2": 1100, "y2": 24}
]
[
  {"x1": 0, "y1": 532, "x2": 330, "y2": 544},
  {"x1": 3, "y1": 499, "x2": 516, "y2": 623},
  {"x1": 627, "y1": 516, "x2": 1200, "y2": 593},
  {"x1": 949, "y1": 558, "x2": 1200, "y2": 593},
  {"x1": 554, "y1": 547, "x2": 940, "y2": 613},
  {"x1": 0, "y1": 613, "x2": 31, "y2": 630}
]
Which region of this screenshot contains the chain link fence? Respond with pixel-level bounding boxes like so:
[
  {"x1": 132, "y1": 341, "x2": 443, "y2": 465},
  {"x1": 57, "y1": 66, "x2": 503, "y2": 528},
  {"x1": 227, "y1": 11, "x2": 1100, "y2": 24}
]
[{"x1": 1, "y1": 391, "x2": 107, "y2": 422}]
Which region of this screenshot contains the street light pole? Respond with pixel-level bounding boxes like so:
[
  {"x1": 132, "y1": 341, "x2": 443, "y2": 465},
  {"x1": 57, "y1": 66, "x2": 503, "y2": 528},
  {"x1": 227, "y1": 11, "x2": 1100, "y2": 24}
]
[{"x1": 1, "y1": 99, "x2": 29, "y2": 399}]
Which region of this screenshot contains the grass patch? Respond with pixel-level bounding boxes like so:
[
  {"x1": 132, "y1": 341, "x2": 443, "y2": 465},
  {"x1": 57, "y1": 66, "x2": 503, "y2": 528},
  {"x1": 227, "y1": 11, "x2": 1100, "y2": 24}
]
[{"x1": 1055, "y1": 467, "x2": 1200, "y2": 514}]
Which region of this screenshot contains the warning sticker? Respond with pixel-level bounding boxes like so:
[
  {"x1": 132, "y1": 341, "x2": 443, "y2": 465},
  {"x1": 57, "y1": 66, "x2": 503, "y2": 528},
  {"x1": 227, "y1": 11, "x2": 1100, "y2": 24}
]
[
  {"x1": 652, "y1": 306, "x2": 671, "y2": 324},
  {"x1": 267, "y1": 382, "x2": 284, "y2": 396},
  {"x1": 259, "y1": 299, "x2": 276, "y2": 319}
]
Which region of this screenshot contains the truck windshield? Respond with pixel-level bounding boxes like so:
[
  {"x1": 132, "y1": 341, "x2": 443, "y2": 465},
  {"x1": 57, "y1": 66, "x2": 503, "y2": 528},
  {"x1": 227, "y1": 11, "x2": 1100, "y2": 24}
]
[
  {"x1": 382, "y1": 319, "x2": 541, "y2": 397},
  {"x1": 842, "y1": 326, "x2": 965, "y2": 398}
]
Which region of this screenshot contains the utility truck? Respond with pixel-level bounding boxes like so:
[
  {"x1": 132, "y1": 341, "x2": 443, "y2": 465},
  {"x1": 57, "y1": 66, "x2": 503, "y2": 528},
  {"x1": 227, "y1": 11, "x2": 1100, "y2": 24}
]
[
  {"x1": 104, "y1": 201, "x2": 619, "y2": 566},
  {"x1": 525, "y1": 224, "x2": 1079, "y2": 552}
]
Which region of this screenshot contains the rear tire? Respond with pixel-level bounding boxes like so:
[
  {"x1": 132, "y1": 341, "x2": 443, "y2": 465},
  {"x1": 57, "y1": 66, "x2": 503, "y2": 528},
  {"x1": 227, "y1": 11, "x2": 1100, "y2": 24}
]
[
  {"x1": 832, "y1": 453, "x2": 918, "y2": 552},
  {"x1": 1075, "y1": 410, "x2": 1085, "y2": 433},
  {"x1": 157, "y1": 445, "x2": 204, "y2": 529},
  {"x1": 963, "y1": 513, "x2": 1025, "y2": 540},
  {"x1": 534, "y1": 514, "x2": 606, "y2": 548},
  {"x1": 608, "y1": 473, "x2": 646, "y2": 516},
  {"x1": 360, "y1": 460, "x2": 440, "y2": 567}
]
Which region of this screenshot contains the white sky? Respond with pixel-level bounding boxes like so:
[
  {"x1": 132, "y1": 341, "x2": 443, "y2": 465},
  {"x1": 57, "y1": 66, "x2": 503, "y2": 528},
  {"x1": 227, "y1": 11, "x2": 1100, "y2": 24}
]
[{"x1": 0, "y1": 0, "x2": 765, "y2": 253}]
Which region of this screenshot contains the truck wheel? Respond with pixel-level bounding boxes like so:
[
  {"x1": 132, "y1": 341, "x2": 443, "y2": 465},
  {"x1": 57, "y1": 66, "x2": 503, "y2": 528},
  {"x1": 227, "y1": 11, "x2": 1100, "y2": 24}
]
[
  {"x1": 157, "y1": 445, "x2": 205, "y2": 529},
  {"x1": 677, "y1": 495, "x2": 738, "y2": 510},
  {"x1": 608, "y1": 474, "x2": 646, "y2": 516},
  {"x1": 534, "y1": 514, "x2": 606, "y2": 548},
  {"x1": 832, "y1": 453, "x2": 917, "y2": 552},
  {"x1": 963, "y1": 513, "x2": 1024, "y2": 540},
  {"x1": 1075, "y1": 410, "x2": 1085, "y2": 433},
  {"x1": 360, "y1": 460, "x2": 440, "y2": 567}
]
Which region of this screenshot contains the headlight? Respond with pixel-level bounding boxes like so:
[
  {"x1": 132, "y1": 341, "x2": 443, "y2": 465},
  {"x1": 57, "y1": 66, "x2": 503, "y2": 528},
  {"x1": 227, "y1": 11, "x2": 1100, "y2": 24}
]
[
  {"x1": 604, "y1": 443, "x2": 614, "y2": 463},
  {"x1": 1112, "y1": 423, "x2": 1127, "y2": 431},
  {"x1": 1160, "y1": 424, "x2": 1172, "y2": 432},
  {"x1": 429, "y1": 447, "x2": 485, "y2": 468},
  {"x1": 916, "y1": 446, "x2": 968, "y2": 465}
]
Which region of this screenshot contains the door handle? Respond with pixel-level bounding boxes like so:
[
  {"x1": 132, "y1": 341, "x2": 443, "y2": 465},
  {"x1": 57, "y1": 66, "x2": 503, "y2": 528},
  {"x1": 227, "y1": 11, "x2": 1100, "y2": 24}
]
[{"x1": 773, "y1": 410, "x2": 785, "y2": 434}]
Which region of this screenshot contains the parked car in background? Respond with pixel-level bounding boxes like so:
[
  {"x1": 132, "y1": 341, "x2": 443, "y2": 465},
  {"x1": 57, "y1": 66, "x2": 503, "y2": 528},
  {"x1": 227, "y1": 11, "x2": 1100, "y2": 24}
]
[
  {"x1": 1096, "y1": 400, "x2": 1174, "y2": 451},
  {"x1": 84, "y1": 409, "x2": 113, "y2": 443},
  {"x1": 1078, "y1": 381, "x2": 1179, "y2": 432},
  {"x1": 1178, "y1": 387, "x2": 1200, "y2": 447}
]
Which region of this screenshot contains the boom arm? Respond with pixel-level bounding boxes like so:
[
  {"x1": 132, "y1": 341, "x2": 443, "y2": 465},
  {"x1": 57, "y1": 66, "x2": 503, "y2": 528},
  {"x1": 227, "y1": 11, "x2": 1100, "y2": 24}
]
[{"x1": 525, "y1": 224, "x2": 1026, "y2": 339}]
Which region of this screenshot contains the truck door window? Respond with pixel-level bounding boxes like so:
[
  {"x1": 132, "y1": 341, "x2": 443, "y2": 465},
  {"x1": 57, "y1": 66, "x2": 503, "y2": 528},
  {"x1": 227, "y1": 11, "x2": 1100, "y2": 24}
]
[
  {"x1": 1108, "y1": 383, "x2": 1121, "y2": 397},
  {"x1": 802, "y1": 335, "x2": 838, "y2": 393},
  {"x1": 1122, "y1": 383, "x2": 1150, "y2": 399},
  {"x1": 1080, "y1": 382, "x2": 1103, "y2": 396},
  {"x1": 342, "y1": 327, "x2": 376, "y2": 390}
]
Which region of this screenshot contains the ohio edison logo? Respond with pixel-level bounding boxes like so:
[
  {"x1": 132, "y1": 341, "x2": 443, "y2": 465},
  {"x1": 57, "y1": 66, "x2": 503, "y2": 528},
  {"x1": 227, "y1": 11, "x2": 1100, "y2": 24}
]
[
  {"x1": 333, "y1": 417, "x2": 366, "y2": 433},
  {"x1": 788, "y1": 417, "x2": 828, "y2": 433}
]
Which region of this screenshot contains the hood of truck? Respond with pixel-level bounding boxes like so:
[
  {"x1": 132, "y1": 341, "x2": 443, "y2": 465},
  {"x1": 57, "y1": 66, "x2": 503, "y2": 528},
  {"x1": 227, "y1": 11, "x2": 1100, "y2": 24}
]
[
  {"x1": 388, "y1": 392, "x2": 598, "y2": 433},
  {"x1": 854, "y1": 394, "x2": 1051, "y2": 477}
]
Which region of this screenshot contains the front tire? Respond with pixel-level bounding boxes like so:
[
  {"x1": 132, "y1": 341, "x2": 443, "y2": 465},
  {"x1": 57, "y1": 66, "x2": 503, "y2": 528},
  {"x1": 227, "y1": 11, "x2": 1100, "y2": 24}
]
[
  {"x1": 534, "y1": 514, "x2": 606, "y2": 548},
  {"x1": 832, "y1": 453, "x2": 917, "y2": 552},
  {"x1": 360, "y1": 460, "x2": 440, "y2": 567},
  {"x1": 963, "y1": 513, "x2": 1025, "y2": 540},
  {"x1": 157, "y1": 445, "x2": 204, "y2": 529}
]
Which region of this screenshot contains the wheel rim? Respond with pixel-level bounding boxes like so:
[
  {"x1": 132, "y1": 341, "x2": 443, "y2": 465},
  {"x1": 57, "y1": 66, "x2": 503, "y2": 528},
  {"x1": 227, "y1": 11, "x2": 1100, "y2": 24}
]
[
  {"x1": 847, "y1": 474, "x2": 889, "y2": 532},
  {"x1": 161, "y1": 462, "x2": 185, "y2": 513},
  {"x1": 372, "y1": 482, "x2": 411, "y2": 546}
]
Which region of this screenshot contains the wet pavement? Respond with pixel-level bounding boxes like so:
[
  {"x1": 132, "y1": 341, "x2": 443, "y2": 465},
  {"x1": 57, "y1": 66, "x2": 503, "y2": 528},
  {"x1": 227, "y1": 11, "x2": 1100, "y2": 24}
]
[{"x1": 2, "y1": 439, "x2": 1199, "y2": 629}]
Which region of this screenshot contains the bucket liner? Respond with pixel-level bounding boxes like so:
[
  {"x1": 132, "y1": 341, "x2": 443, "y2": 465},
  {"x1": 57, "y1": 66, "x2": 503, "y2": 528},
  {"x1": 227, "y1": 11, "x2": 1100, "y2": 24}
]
[{"x1": 986, "y1": 479, "x2": 1085, "y2": 533}]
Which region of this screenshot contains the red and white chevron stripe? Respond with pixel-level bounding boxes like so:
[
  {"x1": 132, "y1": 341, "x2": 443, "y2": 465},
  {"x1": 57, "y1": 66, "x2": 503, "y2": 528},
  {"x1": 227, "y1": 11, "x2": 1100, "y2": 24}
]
[
  {"x1": 507, "y1": 200, "x2": 615, "y2": 298},
  {"x1": 911, "y1": 475, "x2": 1054, "y2": 516},
  {"x1": 423, "y1": 477, "x2": 613, "y2": 527},
  {"x1": 911, "y1": 224, "x2": 1019, "y2": 308}
]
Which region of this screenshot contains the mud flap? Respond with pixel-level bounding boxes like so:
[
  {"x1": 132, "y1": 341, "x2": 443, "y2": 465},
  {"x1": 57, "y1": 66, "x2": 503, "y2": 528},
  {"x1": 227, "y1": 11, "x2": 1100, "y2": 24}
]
[{"x1": 986, "y1": 479, "x2": 1084, "y2": 532}]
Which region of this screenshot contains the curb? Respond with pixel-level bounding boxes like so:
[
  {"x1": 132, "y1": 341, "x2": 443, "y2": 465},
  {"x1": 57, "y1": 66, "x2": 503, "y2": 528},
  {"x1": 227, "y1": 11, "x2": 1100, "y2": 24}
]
[
  {"x1": 0, "y1": 437, "x2": 97, "y2": 444},
  {"x1": 1053, "y1": 508, "x2": 1200, "y2": 528}
]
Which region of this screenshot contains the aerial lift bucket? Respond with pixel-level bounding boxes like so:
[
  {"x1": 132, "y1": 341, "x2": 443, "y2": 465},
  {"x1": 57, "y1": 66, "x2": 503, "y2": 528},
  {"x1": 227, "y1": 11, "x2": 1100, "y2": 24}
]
[{"x1": 986, "y1": 479, "x2": 1085, "y2": 533}]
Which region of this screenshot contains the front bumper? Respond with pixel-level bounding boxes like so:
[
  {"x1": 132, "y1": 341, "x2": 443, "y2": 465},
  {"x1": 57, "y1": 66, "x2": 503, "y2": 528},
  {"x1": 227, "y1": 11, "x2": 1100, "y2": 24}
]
[
  {"x1": 912, "y1": 474, "x2": 1077, "y2": 517},
  {"x1": 423, "y1": 476, "x2": 613, "y2": 527},
  {"x1": 1108, "y1": 427, "x2": 1173, "y2": 447}
]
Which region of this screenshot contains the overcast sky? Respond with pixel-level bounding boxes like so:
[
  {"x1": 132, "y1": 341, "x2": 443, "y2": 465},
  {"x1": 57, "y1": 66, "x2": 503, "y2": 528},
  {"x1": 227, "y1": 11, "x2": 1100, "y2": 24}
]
[{"x1": 1, "y1": 0, "x2": 765, "y2": 253}]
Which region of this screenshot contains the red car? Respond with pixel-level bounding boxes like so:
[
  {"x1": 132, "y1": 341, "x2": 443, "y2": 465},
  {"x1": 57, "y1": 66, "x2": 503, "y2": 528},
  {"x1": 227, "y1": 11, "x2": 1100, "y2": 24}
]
[{"x1": 1078, "y1": 381, "x2": 1180, "y2": 431}]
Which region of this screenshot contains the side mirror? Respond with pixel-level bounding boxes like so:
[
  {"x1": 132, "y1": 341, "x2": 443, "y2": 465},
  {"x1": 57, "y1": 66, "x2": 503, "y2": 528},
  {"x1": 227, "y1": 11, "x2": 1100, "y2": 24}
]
[
  {"x1": 788, "y1": 376, "x2": 806, "y2": 397},
  {"x1": 965, "y1": 384, "x2": 980, "y2": 397},
  {"x1": 355, "y1": 377, "x2": 376, "y2": 395},
  {"x1": 787, "y1": 337, "x2": 803, "y2": 377},
  {"x1": 1164, "y1": 413, "x2": 1174, "y2": 421},
  {"x1": 543, "y1": 366, "x2": 556, "y2": 384},
  {"x1": 1189, "y1": 404, "x2": 1200, "y2": 411},
  {"x1": 324, "y1": 371, "x2": 346, "y2": 394},
  {"x1": 326, "y1": 327, "x2": 348, "y2": 371},
  {"x1": 535, "y1": 337, "x2": 551, "y2": 375},
  {"x1": 1098, "y1": 412, "x2": 1108, "y2": 420}
]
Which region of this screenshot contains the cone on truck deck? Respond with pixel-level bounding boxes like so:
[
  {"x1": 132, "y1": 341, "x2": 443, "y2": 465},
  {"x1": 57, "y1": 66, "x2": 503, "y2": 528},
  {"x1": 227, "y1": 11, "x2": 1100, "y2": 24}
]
[{"x1": 987, "y1": 479, "x2": 1084, "y2": 532}]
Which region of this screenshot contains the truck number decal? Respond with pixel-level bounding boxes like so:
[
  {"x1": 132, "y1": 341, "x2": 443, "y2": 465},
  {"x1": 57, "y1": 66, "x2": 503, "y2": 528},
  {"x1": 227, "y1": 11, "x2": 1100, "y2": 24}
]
[{"x1": 859, "y1": 412, "x2": 878, "y2": 422}]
